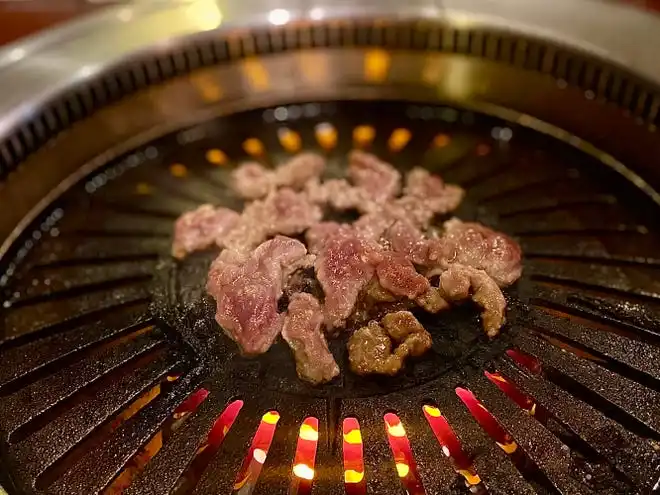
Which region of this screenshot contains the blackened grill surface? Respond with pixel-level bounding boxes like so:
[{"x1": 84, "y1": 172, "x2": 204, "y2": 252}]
[{"x1": 1, "y1": 101, "x2": 660, "y2": 494}]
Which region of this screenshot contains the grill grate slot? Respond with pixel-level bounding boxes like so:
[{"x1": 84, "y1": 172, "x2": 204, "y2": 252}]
[
  {"x1": 0, "y1": 329, "x2": 165, "y2": 437},
  {"x1": 124, "y1": 392, "x2": 236, "y2": 495},
  {"x1": 398, "y1": 403, "x2": 459, "y2": 492},
  {"x1": 383, "y1": 413, "x2": 424, "y2": 494},
  {"x1": 192, "y1": 398, "x2": 274, "y2": 495},
  {"x1": 17, "y1": 349, "x2": 180, "y2": 489},
  {"x1": 45, "y1": 369, "x2": 201, "y2": 494},
  {"x1": 514, "y1": 332, "x2": 660, "y2": 439},
  {"x1": 464, "y1": 374, "x2": 596, "y2": 494},
  {"x1": 2, "y1": 284, "x2": 151, "y2": 344},
  {"x1": 498, "y1": 357, "x2": 660, "y2": 491},
  {"x1": 526, "y1": 306, "x2": 660, "y2": 386},
  {"x1": 432, "y1": 384, "x2": 536, "y2": 495},
  {"x1": 340, "y1": 398, "x2": 404, "y2": 494},
  {"x1": 0, "y1": 306, "x2": 150, "y2": 391},
  {"x1": 255, "y1": 409, "x2": 314, "y2": 495}
]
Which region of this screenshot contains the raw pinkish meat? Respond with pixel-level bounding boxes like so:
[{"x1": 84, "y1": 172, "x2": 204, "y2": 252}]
[
  {"x1": 403, "y1": 168, "x2": 465, "y2": 215},
  {"x1": 221, "y1": 188, "x2": 322, "y2": 253},
  {"x1": 385, "y1": 219, "x2": 430, "y2": 265},
  {"x1": 263, "y1": 188, "x2": 323, "y2": 236},
  {"x1": 232, "y1": 162, "x2": 272, "y2": 200},
  {"x1": 207, "y1": 236, "x2": 308, "y2": 355},
  {"x1": 438, "y1": 264, "x2": 507, "y2": 337},
  {"x1": 282, "y1": 293, "x2": 339, "y2": 384},
  {"x1": 274, "y1": 153, "x2": 326, "y2": 189},
  {"x1": 233, "y1": 154, "x2": 326, "y2": 200},
  {"x1": 433, "y1": 218, "x2": 522, "y2": 287},
  {"x1": 348, "y1": 150, "x2": 401, "y2": 204},
  {"x1": 306, "y1": 178, "x2": 370, "y2": 211},
  {"x1": 352, "y1": 211, "x2": 396, "y2": 243},
  {"x1": 376, "y1": 252, "x2": 430, "y2": 299},
  {"x1": 316, "y1": 229, "x2": 383, "y2": 328},
  {"x1": 306, "y1": 222, "x2": 346, "y2": 254},
  {"x1": 172, "y1": 204, "x2": 240, "y2": 259}
]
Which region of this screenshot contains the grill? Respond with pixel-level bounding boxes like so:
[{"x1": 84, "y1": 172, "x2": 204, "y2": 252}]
[{"x1": 1, "y1": 1, "x2": 660, "y2": 494}]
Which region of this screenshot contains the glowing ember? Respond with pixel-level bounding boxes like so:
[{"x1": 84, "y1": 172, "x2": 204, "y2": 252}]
[
  {"x1": 174, "y1": 388, "x2": 210, "y2": 420},
  {"x1": 344, "y1": 470, "x2": 364, "y2": 484},
  {"x1": 342, "y1": 418, "x2": 366, "y2": 494},
  {"x1": 506, "y1": 348, "x2": 542, "y2": 374},
  {"x1": 422, "y1": 403, "x2": 481, "y2": 487},
  {"x1": 293, "y1": 463, "x2": 315, "y2": 480},
  {"x1": 456, "y1": 387, "x2": 518, "y2": 454},
  {"x1": 386, "y1": 421, "x2": 406, "y2": 438},
  {"x1": 485, "y1": 370, "x2": 537, "y2": 415},
  {"x1": 262, "y1": 411, "x2": 280, "y2": 425},
  {"x1": 384, "y1": 413, "x2": 424, "y2": 494},
  {"x1": 252, "y1": 448, "x2": 267, "y2": 464},
  {"x1": 395, "y1": 462, "x2": 410, "y2": 478},
  {"x1": 232, "y1": 410, "x2": 280, "y2": 494},
  {"x1": 299, "y1": 423, "x2": 319, "y2": 442},
  {"x1": 388, "y1": 128, "x2": 411, "y2": 152},
  {"x1": 315, "y1": 123, "x2": 337, "y2": 150},
  {"x1": 290, "y1": 417, "x2": 319, "y2": 493},
  {"x1": 344, "y1": 429, "x2": 363, "y2": 445},
  {"x1": 353, "y1": 125, "x2": 376, "y2": 147}
]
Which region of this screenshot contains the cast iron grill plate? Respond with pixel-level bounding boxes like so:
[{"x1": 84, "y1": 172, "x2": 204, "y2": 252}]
[{"x1": 1, "y1": 100, "x2": 660, "y2": 494}]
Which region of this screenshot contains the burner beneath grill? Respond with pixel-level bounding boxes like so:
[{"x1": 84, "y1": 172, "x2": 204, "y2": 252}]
[{"x1": 2, "y1": 100, "x2": 660, "y2": 494}]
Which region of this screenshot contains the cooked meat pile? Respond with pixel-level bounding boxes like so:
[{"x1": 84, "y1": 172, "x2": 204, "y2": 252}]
[{"x1": 173, "y1": 151, "x2": 522, "y2": 384}]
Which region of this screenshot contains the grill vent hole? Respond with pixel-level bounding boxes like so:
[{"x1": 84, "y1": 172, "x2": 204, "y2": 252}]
[
  {"x1": 383, "y1": 412, "x2": 424, "y2": 495},
  {"x1": 171, "y1": 398, "x2": 243, "y2": 494},
  {"x1": 455, "y1": 387, "x2": 560, "y2": 494},
  {"x1": 34, "y1": 368, "x2": 186, "y2": 491},
  {"x1": 422, "y1": 403, "x2": 484, "y2": 492},
  {"x1": 289, "y1": 416, "x2": 320, "y2": 494},
  {"x1": 231, "y1": 410, "x2": 280, "y2": 494},
  {"x1": 342, "y1": 417, "x2": 366, "y2": 495}
]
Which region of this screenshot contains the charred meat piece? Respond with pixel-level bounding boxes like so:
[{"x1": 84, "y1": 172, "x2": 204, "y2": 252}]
[
  {"x1": 172, "y1": 204, "x2": 240, "y2": 259},
  {"x1": 415, "y1": 287, "x2": 450, "y2": 313},
  {"x1": 206, "y1": 236, "x2": 309, "y2": 355},
  {"x1": 282, "y1": 293, "x2": 340, "y2": 384},
  {"x1": 432, "y1": 218, "x2": 522, "y2": 287},
  {"x1": 437, "y1": 264, "x2": 507, "y2": 337},
  {"x1": 382, "y1": 311, "x2": 433, "y2": 357},
  {"x1": 233, "y1": 153, "x2": 326, "y2": 199},
  {"x1": 348, "y1": 311, "x2": 432, "y2": 376},
  {"x1": 347, "y1": 321, "x2": 401, "y2": 376},
  {"x1": 316, "y1": 228, "x2": 383, "y2": 328},
  {"x1": 221, "y1": 188, "x2": 322, "y2": 253}
]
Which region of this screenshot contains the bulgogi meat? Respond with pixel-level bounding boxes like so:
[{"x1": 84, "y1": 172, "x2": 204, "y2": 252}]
[
  {"x1": 232, "y1": 153, "x2": 325, "y2": 199},
  {"x1": 348, "y1": 311, "x2": 432, "y2": 376},
  {"x1": 282, "y1": 293, "x2": 340, "y2": 384},
  {"x1": 172, "y1": 204, "x2": 239, "y2": 259},
  {"x1": 206, "y1": 236, "x2": 311, "y2": 355},
  {"x1": 173, "y1": 150, "x2": 523, "y2": 384}
]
